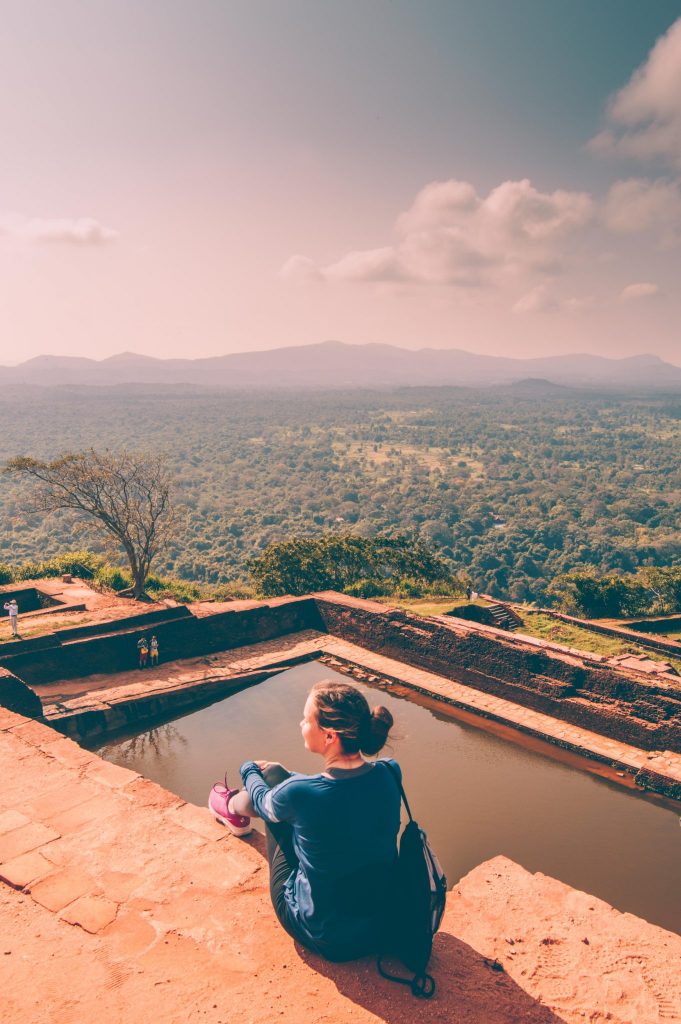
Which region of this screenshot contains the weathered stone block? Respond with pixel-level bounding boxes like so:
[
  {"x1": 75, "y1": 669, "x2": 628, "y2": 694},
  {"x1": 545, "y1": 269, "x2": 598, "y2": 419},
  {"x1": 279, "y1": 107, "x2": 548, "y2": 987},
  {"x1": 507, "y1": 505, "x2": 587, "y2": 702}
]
[
  {"x1": 28, "y1": 868, "x2": 94, "y2": 912},
  {"x1": 84, "y1": 759, "x2": 139, "y2": 790},
  {"x1": 168, "y1": 801, "x2": 229, "y2": 842},
  {"x1": 11, "y1": 718, "x2": 61, "y2": 747},
  {"x1": 0, "y1": 821, "x2": 60, "y2": 863},
  {"x1": 0, "y1": 809, "x2": 31, "y2": 836},
  {"x1": 44, "y1": 795, "x2": 124, "y2": 835},
  {"x1": 41, "y1": 737, "x2": 97, "y2": 770},
  {"x1": 97, "y1": 870, "x2": 145, "y2": 903},
  {"x1": 100, "y1": 909, "x2": 157, "y2": 954},
  {"x1": 0, "y1": 707, "x2": 30, "y2": 731},
  {"x1": 0, "y1": 849, "x2": 52, "y2": 889},
  {"x1": 60, "y1": 894, "x2": 118, "y2": 933},
  {"x1": 123, "y1": 776, "x2": 184, "y2": 811}
]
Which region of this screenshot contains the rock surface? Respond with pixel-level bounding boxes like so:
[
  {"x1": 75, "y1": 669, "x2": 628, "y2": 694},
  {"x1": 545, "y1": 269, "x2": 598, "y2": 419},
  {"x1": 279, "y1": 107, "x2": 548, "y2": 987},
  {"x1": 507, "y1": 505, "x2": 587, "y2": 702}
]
[{"x1": 1, "y1": 706, "x2": 680, "y2": 1023}]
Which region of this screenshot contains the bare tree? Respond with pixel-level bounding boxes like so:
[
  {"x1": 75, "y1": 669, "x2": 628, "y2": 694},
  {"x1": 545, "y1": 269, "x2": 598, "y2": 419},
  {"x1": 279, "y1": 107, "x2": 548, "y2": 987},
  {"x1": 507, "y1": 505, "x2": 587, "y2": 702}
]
[{"x1": 4, "y1": 449, "x2": 178, "y2": 599}]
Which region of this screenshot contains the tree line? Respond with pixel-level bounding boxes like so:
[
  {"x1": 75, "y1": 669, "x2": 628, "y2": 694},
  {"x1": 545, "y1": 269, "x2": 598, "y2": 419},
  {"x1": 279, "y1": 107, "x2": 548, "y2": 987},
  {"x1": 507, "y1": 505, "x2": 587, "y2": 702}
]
[
  {"x1": 547, "y1": 567, "x2": 681, "y2": 619},
  {"x1": 0, "y1": 384, "x2": 679, "y2": 603}
]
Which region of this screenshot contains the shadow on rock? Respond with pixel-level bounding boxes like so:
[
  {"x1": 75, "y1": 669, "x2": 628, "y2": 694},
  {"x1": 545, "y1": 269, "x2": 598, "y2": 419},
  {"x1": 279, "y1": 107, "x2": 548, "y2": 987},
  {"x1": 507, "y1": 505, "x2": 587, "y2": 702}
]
[{"x1": 296, "y1": 931, "x2": 566, "y2": 1024}]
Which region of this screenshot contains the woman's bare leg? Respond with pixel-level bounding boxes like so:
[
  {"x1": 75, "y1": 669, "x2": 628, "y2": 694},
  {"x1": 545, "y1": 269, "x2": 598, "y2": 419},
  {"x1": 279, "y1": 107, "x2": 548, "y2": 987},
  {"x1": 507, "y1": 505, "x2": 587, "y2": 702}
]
[{"x1": 229, "y1": 789, "x2": 256, "y2": 817}]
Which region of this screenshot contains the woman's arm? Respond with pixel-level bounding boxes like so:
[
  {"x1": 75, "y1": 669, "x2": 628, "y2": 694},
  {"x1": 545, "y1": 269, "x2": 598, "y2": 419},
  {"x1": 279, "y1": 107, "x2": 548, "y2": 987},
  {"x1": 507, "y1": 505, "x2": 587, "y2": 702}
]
[{"x1": 240, "y1": 761, "x2": 296, "y2": 823}]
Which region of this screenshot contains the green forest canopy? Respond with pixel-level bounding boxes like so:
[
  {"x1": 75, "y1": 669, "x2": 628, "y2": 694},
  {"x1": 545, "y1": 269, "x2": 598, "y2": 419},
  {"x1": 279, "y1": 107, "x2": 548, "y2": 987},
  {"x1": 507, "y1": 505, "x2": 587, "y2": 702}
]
[
  {"x1": 247, "y1": 534, "x2": 456, "y2": 597},
  {"x1": 1, "y1": 382, "x2": 679, "y2": 605}
]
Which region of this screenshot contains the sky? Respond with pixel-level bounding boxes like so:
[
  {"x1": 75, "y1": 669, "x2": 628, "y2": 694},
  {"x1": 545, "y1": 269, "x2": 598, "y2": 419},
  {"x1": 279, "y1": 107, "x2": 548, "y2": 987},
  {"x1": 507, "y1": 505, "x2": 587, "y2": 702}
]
[{"x1": 1, "y1": 0, "x2": 680, "y2": 363}]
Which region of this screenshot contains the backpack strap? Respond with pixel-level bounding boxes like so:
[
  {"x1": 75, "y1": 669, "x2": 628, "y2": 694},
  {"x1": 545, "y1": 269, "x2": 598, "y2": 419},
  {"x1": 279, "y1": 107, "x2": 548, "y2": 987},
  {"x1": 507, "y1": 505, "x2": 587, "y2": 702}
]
[
  {"x1": 376, "y1": 760, "x2": 437, "y2": 1000},
  {"x1": 380, "y1": 759, "x2": 414, "y2": 823},
  {"x1": 377, "y1": 958, "x2": 435, "y2": 999}
]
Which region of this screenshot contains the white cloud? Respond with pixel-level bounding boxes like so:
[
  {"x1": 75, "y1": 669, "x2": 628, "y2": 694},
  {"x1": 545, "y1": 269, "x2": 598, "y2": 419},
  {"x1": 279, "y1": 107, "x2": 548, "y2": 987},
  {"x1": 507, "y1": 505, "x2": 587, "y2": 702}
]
[
  {"x1": 604, "y1": 178, "x2": 681, "y2": 242},
  {"x1": 0, "y1": 214, "x2": 118, "y2": 244},
  {"x1": 562, "y1": 295, "x2": 595, "y2": 315},
  {"x1": 589, "y1": 18, "x2": 681, "y2": 167},
  {"x1": 324, "y1": 247, "x2": 406, "y2": 283},
  {"x1": 24, "y1": 218, "x2": 118, "y2": 243},
  {"x1": 620, "y1": 282, "x2": 660, "y2": 302},
  {"x1": 278, "y1": 254, "x2": 324, "y2": 284},
  {"x1": 512, "y1": 285, "x2": 593, "y2": 316},
  {"x1": 512, "y1": 285, "x2": 559, "y2": 315},
  {"x1": 283, "y1": 177, "x2": 594, "y2": 288}
]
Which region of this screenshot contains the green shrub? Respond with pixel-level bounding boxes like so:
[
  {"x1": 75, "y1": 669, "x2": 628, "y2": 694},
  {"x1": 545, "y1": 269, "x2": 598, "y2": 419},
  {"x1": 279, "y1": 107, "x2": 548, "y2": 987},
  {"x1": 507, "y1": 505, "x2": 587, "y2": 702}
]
[
  {"x1": 145, "y1": 575, "x2": 202, "y2": 602},
  {"x1": 210, "y1": 582, "x2": 257, "y2": 601},
  {"x1": 43, "y1": 551, "x2": 104, "y2": 578},
  {"x1": 94, "y1": 565, "x2": 132, "y2": 591},
  {"x1": 0, "y1": 563, "x2": 14, "y2": 585},
  {"x1": 12, "y1": 551, "x2": 105, "y2": 582},
  {"x1": 393, "y1": 577, "x2": 424, "y2": 598},
  {"x1": 248, "y1": 533, "x2": 452, "y2": 597},
  {"x1": 343, "y1": 579, "x2": 389, "y2": 598},
  {"x1": 14, "y1": 561, "x2": 43, "y2": 581},
  {"x1": 548, "y1": 570, "x2": 651, "y2": 618},
  {"x1": 421, "y1": 578, "x2": 464, "y2": 597}
]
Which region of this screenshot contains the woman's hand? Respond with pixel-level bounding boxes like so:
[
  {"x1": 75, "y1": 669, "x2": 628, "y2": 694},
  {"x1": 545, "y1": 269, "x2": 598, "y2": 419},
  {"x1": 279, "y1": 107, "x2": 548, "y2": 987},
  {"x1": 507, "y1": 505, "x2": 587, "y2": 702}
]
[{"x1": 254, "y1": 760, "x2": 281, "y2": 773}]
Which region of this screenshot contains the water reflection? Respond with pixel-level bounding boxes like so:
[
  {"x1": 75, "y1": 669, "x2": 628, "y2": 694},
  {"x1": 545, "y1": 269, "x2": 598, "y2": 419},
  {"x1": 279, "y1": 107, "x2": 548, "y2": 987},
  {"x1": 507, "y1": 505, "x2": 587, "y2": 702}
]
[
  {"x1": 98, "y1": 660, "x2": 681, "y2": 935},
  {"x1": 99, "y1": 723, "x2": 188, "y2": 765}
]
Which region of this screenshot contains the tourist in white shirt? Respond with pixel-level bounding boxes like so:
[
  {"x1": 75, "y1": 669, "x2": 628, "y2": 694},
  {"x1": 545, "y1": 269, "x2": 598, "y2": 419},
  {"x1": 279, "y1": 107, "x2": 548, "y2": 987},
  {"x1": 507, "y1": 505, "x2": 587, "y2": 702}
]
[{"x1": 3, "y1": 599, "x2": 18, "y2": 637}]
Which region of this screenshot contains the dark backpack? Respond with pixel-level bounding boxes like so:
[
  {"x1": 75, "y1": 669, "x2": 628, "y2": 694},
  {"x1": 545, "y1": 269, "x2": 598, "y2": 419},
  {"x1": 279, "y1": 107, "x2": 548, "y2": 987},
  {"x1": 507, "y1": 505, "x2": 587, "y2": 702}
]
[{"x1": 377, "y1": 760, "x2": 447, "y2": 999}]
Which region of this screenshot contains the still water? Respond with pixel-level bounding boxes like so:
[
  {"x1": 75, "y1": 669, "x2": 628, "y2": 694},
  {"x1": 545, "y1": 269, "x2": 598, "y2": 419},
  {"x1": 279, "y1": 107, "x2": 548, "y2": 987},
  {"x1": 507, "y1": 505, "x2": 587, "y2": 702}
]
[{"x1": 95, "y1": 661, "x2": 681, "y2": 935}]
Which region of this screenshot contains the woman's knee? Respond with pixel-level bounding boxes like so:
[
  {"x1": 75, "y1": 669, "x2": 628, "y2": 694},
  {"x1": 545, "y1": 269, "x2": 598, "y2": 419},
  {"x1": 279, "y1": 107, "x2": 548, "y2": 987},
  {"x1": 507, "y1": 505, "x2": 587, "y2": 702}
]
[{"x1": 263, "y1": 763, "x2": 290, "y2": 787}]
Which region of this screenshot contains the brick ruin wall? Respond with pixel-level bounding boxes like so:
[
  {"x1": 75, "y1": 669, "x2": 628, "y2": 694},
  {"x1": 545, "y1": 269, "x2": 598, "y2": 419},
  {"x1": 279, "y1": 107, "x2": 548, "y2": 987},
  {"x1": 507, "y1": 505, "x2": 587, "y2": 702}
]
[
  {"x1": 0, "y1": 598, "x2": 324, "y2": 687},
  {"x1": 0, "y1": 667, "x2": 42, "y2": 718},
  {"x1": 1, "y1": 592, "x2": 680, "y2": 754},
  {"x1": 314, "y1": 596, "x2": 681, "y2": 753},
  {"x1": 0, "y1": 605, "x2": 193, "y2": 660},
  {"x1": 625, "y1": 615, "x2": 681, "y2": 636}
]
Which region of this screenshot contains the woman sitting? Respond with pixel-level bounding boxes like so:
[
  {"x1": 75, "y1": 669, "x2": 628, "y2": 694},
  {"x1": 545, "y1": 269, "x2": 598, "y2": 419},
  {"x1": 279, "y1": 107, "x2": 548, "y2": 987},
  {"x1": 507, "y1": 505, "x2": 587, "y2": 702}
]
[{"x1": 209, "y1": 679, "x2": 401, "y2": 962}]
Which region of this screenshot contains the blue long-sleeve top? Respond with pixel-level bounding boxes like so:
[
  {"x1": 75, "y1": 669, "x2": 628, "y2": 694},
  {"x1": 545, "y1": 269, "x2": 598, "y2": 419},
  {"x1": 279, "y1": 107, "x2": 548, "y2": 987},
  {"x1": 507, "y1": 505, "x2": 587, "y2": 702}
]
[{"x1": 240, "y1": 758, "x2": 401, "y2": 960}]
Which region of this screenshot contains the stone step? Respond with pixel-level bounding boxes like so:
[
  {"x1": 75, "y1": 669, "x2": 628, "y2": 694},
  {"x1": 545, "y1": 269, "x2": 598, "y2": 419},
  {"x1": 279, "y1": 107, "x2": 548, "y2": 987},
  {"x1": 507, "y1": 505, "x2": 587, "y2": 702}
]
[{"x1": 486, "y1": 602, "x2": 523, "y2": 631}]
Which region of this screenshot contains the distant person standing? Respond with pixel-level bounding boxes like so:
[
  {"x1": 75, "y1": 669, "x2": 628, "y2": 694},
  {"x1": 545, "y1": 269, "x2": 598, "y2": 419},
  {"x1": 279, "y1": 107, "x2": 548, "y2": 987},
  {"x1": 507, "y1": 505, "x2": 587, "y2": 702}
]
[
  {"x1": 137, "y1": 636, "x2": 149, "y2": 669},
  {"x1": 3, "y1": 598, "x2": 18, "y2": 637},
  {"x1": 150, "y1": 635, "x2": 159, "y2": 666}
]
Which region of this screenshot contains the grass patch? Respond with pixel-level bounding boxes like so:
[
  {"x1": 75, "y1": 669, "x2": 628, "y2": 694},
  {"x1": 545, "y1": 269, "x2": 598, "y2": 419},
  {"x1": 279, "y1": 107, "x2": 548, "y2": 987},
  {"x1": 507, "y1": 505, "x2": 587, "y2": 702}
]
[{"x1": 518, "y1": 611, "x2": 681, "y2": 677}]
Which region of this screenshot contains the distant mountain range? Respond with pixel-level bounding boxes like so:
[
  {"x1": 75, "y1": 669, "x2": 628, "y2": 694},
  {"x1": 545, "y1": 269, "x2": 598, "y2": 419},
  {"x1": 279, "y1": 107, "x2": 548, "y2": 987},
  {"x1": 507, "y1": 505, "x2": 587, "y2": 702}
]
[{"x1": 2, "y1": 342, "x2": 680, "y2": 391}]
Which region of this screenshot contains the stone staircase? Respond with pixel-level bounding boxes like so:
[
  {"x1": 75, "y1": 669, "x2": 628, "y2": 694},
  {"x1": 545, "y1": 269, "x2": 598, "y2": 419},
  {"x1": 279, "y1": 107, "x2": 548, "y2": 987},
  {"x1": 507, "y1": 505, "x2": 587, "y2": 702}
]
[{"x1": 485, "y1": 602, "x2": 523, "y2": 631}]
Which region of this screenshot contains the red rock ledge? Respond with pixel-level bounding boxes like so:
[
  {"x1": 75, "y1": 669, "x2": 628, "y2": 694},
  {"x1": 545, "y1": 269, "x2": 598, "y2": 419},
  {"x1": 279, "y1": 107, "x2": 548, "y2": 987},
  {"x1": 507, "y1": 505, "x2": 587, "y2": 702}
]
[{"x1": 1, "y1": 708, "x2": 679, "y2": 1024}]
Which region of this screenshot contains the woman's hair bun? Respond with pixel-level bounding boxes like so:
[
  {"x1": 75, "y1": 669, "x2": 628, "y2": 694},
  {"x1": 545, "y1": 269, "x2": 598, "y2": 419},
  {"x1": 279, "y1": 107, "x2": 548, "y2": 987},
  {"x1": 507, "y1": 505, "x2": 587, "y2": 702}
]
[
  {"x1": 359, "y1": 704, "x2": 393, "y2": 755},
  {"x1": 311, "y1": 679, "x2": 393, "y2": 755}
]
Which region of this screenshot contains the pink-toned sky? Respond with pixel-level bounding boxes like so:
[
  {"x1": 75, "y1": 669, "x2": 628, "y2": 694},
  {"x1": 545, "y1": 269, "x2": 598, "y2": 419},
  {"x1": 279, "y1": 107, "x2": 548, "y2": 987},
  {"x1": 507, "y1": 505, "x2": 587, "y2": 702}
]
[{"x1": 1, "y1": 1, "x2": 680, "y2": 363}]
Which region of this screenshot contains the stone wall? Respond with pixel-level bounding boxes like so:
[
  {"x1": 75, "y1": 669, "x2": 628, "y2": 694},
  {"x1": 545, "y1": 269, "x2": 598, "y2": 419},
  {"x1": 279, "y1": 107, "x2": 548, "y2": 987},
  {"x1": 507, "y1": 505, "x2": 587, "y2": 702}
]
[
  {"x1": 4, "y1": 598, "x2": 323, "y2": 686},
  {"x1": 626, "y1": 615, "x2": 681, "y2": 636},
  {"x1": 48, "y1": 648, "x2": 323, "y2": 741},
  {"x1": 0, "y1": 586, "x2": 60, "y2": 613},
  {"x1": 53, "y1": 604, "x2": 193, "y2": 643},
  {"x1": 0, "y1": 605, "x2": 192, "y2": 662},
  {"x1": 314, "y1": 594, "x2": 681, "y2": 753},
  {"x1": 4, "y1": 590, "x2": 681, "y2": 755},
  {"x1": 0, "y1": 667, "x2": 42, "y2": 718}
]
